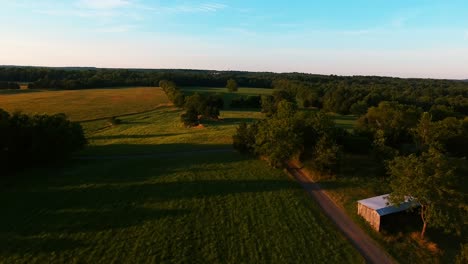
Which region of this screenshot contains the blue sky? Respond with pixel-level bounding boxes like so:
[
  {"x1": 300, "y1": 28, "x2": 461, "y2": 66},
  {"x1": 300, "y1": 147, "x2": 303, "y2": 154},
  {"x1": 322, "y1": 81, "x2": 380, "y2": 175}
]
[{"x1": 1, "y1": 0, "x2": 467, "y2": 78}]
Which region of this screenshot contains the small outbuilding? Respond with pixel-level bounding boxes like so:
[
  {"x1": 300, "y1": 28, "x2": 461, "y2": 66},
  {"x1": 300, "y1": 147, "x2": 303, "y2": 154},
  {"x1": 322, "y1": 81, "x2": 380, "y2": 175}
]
[{"x1": 357, "y1": 194, "x2": 419, "y2": 231}]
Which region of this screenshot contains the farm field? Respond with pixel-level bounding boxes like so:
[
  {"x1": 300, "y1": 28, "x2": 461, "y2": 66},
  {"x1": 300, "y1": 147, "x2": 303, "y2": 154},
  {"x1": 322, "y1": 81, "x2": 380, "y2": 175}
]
[
  {"x1": 0, "y1": 87, "x2": 364, "y2": 263},
  {"x1": 0, "y1": 87, "x2": 170, "y2": 121}
]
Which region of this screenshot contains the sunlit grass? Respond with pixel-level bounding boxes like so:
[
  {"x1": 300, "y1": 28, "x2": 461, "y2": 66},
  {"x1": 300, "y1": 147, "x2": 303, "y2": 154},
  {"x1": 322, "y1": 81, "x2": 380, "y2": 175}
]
[
  {"x1": 0, "y1": 87, "x2": 170, "y2": 121},
  {"x1": 0, "y1": 86, "x2": 364, "y2": 263}
]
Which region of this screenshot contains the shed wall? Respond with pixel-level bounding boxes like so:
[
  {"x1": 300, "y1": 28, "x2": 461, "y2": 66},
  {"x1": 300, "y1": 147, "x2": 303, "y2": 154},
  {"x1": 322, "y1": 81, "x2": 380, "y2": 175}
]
[{"x1": 357, "y1": 203, "x2": 381, "y2": 231}]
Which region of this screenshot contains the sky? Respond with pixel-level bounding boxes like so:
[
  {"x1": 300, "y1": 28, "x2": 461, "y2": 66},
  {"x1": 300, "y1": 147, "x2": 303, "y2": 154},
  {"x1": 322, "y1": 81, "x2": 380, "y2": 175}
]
[{"x1": 0, "y1": 0, "x2": 467, "y2": 79}]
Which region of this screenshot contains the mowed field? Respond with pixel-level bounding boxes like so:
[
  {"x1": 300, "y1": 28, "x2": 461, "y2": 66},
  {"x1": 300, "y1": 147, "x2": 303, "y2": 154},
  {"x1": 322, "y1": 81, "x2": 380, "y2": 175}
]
[
  {"x1": 0, "y1": 87, "x2": 170, "y2": 121},
  {"x1": 0, "y1": 87, "x2": 363, "y2": 263}
]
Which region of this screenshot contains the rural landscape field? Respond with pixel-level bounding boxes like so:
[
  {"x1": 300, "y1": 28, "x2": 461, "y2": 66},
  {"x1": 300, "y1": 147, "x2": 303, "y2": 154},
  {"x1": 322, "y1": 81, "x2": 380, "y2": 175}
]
[
  {"x1": 1, "y1": 1, "x2": 468, "y2": 263},
  {"x1": 1, "y1": 86, "x2": 365, "y2": 263}
]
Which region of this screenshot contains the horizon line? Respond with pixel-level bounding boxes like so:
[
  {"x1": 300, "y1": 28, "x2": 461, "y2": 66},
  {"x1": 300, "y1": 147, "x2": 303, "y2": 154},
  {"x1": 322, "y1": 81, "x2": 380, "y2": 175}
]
[{"x1": 1, "y1": 64, "x2": 465, "y2": 81}]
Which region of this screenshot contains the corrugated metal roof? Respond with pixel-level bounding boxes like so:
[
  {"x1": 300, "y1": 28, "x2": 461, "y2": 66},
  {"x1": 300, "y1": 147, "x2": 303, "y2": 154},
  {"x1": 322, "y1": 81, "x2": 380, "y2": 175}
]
[{"x1": 357, "y1": 194, "x2": 419, "y2": 216}]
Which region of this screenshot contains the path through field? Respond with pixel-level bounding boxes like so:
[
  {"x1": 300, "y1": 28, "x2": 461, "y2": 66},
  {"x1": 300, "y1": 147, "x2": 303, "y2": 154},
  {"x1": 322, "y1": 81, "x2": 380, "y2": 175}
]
[{"x1": 287, "y1": 165, "x2": 395, "y2": 264}]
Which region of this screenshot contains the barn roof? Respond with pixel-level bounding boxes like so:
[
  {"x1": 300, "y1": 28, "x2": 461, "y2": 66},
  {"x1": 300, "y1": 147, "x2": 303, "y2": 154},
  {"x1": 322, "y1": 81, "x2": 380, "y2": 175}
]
[{"x1": 357, "y1": 194, "x2": 419, "y2": 216}]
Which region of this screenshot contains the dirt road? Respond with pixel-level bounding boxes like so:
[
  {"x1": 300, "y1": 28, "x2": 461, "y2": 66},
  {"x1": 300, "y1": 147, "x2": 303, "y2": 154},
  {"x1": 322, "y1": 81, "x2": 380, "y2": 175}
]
[{"x1": 287, "y1": 166, "x2": 395, "y2": 264}]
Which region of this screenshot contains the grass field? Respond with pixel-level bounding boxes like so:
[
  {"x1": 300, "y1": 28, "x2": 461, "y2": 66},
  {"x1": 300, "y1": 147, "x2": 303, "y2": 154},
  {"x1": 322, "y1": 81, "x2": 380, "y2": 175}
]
[
  {"x1": 81, "y1": 108, "x2": 264, "y2": 155},
  {"x1": 0, "y1": 87, "x2": 364, "y2": 263},
  {"x1": 0, "y1": 87, "x2": 170, "y2": 121}
]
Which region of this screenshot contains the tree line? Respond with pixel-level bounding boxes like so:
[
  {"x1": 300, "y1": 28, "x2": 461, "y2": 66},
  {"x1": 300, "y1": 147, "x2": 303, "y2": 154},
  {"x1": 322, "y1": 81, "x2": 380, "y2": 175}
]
[
  {"x1": 159, "y1": 80, "x2": 224, "y2": 127},
  {"x1": 0, "y1": 109, "x2": 87, "y2": 175},
  {"x1": 0, "y1": 82, "x2": 20, "y2": 89},
  {"x1": 2, "y1": 66, "x2": 466, "y2": 116}
]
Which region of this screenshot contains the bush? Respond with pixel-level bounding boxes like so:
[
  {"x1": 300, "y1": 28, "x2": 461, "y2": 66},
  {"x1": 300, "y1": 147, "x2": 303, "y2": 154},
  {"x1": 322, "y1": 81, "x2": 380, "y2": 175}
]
[
  {"x1": 230, "y1": 96, "x2": 261, "y2": 108},
  {"x1": 226, "y1": 79, "x2": 238, "y2": 92},
  {"x1": 181, "y1": 108, "x2": 199, "y2": 127},
  {"x1": 0, "y1": 82, "x2": 20, "y2": 89},
  {"x1": 1, "y1": 109, "x2": 87, "y2": 174},
  {"x1": 108, "y1": 116, "x2": 122, "y2": 126}
]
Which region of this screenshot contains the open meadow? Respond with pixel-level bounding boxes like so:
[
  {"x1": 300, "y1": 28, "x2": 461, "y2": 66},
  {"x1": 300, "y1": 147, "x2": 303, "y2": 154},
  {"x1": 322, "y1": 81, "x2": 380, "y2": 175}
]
[
  {"x1": 0, "y1": 87, "x2": 170, "y2": 121},
  {"x1": 0, "y1": 87, "x2": 364, "y2": 263}
]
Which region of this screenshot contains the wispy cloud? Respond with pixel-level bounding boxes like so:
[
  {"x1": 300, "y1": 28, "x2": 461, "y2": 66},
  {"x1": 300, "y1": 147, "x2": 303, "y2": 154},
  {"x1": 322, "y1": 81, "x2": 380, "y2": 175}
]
[
  {"x1": 77, "y1": 0, "x2": 132, "y2": 10},
  {"x1": 144, "y1": 2, "x2": 227, "y2": 14}
]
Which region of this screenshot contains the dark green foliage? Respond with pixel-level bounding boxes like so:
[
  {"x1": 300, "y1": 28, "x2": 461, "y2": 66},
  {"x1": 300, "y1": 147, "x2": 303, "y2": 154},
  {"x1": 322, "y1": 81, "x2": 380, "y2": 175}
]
[
  {"x1": 160, "y1": 81, "x2": 224, "y2": 126},
  {"x1": 230, "y1": 96, "x2": 261, "y2": 108},
  {"x1": 260, "y1": 89, "x2": 296, "y2": 116},
  {"x1": 310, "y1": 136, "x2": 341, "y2": 176},
  {"x1": 0, "y1": 81, "x2": 20, "y2": 89},
  {"x1": 413, "y1": 113, "x2": 468, "y2": 156},
  {"x1": 181, "y1": 108, "x2": 199, "y2": 127},
  {"x1": 0, "y1": 109, "x2": 86, "y2": 174},
  {"x1": 356, "y1": 101, "x2": 422, "y2": 147},
  {"x1": 183, "y1": 93, "x2": 223, "y2": 124},
  {"x1": 387, "y1": 148, "x2": 464, "y2": 238},
  {"x1": 349, "y1": 100, "x2": 369, "y2": 115},
  {"x1": 455, "y1": 243, "x2": 468, "y2": 264},
  {"x1": 159, "y1": 80, "x2": 185, "y2": 107},
  {"x1": 232, "y1": 122, "x2": 257, "y2": 153},
  {"x1": 108, "y1": 116, "x2": 122, "y2": 126},
  {"x1": 2, "y1": 66, "x2": 467, "y2": 115},
  {"x1": 429, "y1": 104, "x2": 459, "y2": 121},
  {"x1": 226, "y1": 78, "x2": 238, "y2": 92},
  {"x1": 234, "y1": 101, "x2": 343, "y2": 168},
  {"x1": 260, "y1": 95, "x2": 275, "y2": 116}
]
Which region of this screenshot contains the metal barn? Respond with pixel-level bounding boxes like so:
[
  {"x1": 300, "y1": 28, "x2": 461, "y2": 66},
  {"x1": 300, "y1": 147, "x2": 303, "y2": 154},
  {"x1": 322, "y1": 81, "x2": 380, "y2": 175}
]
[{"x1": 357, "y1": 194, "x2": 418, "y2": 231}]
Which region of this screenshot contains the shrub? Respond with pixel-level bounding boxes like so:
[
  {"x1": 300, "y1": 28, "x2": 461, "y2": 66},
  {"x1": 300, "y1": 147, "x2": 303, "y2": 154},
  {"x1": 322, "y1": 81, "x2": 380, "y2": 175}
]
[
  {"x1": 108, "y1": 116, "x2": 122, "y2": 126},
  {"x1": 1, "y1": 109, "x2": 87, "y2": 174}
]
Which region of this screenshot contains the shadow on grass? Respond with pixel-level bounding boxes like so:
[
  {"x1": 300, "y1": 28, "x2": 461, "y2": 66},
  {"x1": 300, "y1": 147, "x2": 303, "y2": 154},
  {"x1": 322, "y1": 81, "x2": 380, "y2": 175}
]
[
  {"x1": 0, "y1": 89, "x2": 44, "y2": 95},
  {"x1": 88, "y1": 133, "x2": 184, "y2": 140},
  {"x1": 0, "y1": 236, "x2": 87, "y2": 255},
  {"x1": 0, "y1": 178, "x2": 294, "y2": 235},
  {"x1": 332, "y1": 115, "x2": 358, "y2": 121},
  {"x1": 79, "y1": 143, "x2": 234, "y2": 157},
  {"x1": 0, "y1": 143, "x2": 296, "y2": 247}
]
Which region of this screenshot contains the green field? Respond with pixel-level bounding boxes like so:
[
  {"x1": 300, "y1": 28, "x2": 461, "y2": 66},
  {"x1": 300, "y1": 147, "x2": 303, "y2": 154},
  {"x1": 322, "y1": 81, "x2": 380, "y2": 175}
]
[
  {"x1": 0, "y1": 87, "x2": 363, "y2": 263},
  {"x1": 0, "y1": 87, "x2": 170, "y2": 121}
]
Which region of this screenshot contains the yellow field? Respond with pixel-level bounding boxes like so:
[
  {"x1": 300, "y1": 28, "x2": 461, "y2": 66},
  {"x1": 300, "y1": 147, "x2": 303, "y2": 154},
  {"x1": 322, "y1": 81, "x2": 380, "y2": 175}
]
[{"x1": 0, "y1": 87, "x2": 170, "y2": 121}]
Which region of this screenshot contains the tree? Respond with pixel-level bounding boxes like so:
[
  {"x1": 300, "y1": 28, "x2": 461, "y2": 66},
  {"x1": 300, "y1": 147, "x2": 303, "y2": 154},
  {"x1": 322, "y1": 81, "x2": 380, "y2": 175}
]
[
  {"x1": 357, "y1": 101, "x2": 422, "y2": 147},
  {"x1": 233, "y1": 122, "x2": 258, "y2": 153},
  {"x1": 226, "y1": 79, "x2": 238, "y2": 92},
  {"x1": 254, "y1": 101, "x2": 303, "y2": 167},
  {"x1": 387, "y1": 149, "x2": 459, "y2": 239},
  {"x1": 413, "y1": 113, "x2": 466, "y2": 154},
  {"x1": 181, "y1": 108, "x2": 199, "y2": 127},
  {"x1": 311, "y1": 136, "x2": 341, "y2": 176}
]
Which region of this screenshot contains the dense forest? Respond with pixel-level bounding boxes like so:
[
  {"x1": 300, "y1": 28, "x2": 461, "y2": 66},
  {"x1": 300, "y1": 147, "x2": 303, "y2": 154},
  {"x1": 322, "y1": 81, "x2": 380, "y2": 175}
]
[{"x1": 1, "y1": 66, "x2": 467, "y2": 116}]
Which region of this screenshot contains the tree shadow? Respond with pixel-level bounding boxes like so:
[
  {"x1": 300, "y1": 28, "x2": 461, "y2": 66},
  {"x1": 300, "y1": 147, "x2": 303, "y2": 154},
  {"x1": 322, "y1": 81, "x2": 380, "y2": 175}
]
[
  {"x1": 0, "y1": 179, "x2": 294, "y2": 236},
  {"x1": 79, "y1": 143, "x2": 234, "y2": 157},
  {"x1": 88, "y1": 133, "x2": 184, "y2": 140},
  {"x1": 0, "y1": 236, "x2": 87, "y2": 255},
  {"x1": 0, "y1": 89, "x2": 43, "y2": 95}
]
